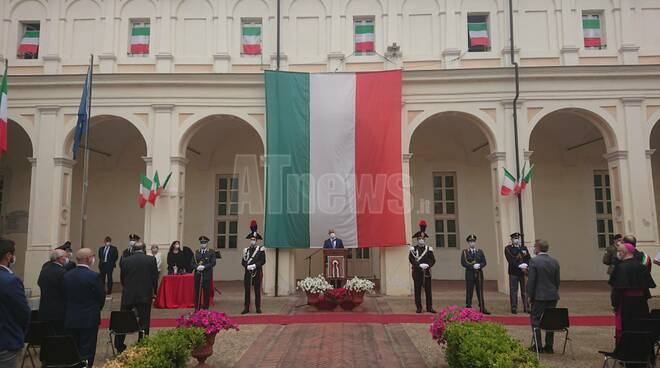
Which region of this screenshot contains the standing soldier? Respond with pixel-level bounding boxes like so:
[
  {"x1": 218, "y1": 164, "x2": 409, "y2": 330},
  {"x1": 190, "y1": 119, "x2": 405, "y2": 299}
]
[
  {"x1": 505, "y1": 232, "x2": 530, "y2": 314},
  {"x1": 460, "y1": 234, "x2": 490, "y2": 314},
  {"x1": 409, "y1": 220, "x2": 436, "y2": 314},
  {"x1": 192, "y1": 236, "x2": 216, "y2": 310},
  {"x1": 242, "y1": 220, "x2": 266, "y2": 314},
  {"x1": 122, "y1": 234, "x2": 140, "y2": 260}
]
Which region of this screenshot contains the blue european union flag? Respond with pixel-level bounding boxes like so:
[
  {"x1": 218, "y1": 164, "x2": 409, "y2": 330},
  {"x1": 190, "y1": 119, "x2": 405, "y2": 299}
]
[{"x1": 72, "y1": 66, "x2": 91, "y2": 159}]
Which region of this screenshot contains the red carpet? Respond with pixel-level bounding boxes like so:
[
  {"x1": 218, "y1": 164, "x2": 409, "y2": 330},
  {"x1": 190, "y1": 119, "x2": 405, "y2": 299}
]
[{"x1": 100, "y1": 314, "x2": 614, "y2": 328}]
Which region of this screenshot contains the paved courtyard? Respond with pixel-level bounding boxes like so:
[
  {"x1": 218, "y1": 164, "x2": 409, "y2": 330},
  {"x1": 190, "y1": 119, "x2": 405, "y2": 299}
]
[{"x1": 52, "y1": 281, "x2": 660, "y2": 367}]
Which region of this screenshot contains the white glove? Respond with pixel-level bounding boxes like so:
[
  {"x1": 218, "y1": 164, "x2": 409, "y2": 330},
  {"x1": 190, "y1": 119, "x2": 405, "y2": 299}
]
[
  {"x1": 247, "y1": 264, "x2": 256, "y2": 271},
  {"x1": 473, "y1": 264, "x2": 480, "y2": 269},
  {"x1": 419, "y1": 263, "x2": 429, "y2": 270},
  {"x1": 518, "y1": 263, "x2": 528, "y2": 269},
  {"x1": 196, "y1": 265, "x2": 205, "y2": 271}
]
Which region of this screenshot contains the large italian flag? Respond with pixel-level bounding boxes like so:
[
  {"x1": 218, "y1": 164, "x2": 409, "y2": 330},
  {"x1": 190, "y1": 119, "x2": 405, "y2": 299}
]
[{"x1": 265, "y1": 70, "x2": 406, "y2": 248}]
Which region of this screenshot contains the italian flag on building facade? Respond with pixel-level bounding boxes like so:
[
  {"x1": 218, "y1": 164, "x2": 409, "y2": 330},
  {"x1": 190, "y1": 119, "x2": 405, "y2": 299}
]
[
  {"x1": 138, "y1": 174, "x2": 152, "y2": 208},
  {"x1": 242, "y1": 23, "x2": 262, "y2": 55},
  {"x1": 18, "y1": 29, "x2": 39, "y2": 57},
  {"x1": 130, "y1": 24, "x2": 150, "y2": 54},
  {"x1": 582, "y1": 15, "x2": 602, "y2": 47},
  {"x1": 264, "y1": 70, "x2": 406, "y2": 248},
  {"x1": 354, "y1": 20, "x2": 375, "y2": 53},
  {"x1": 468, "y1": 20, "x2": 489, "y2": 47},
  {"x1": 0, "y1": 62, "x2": 7, "y2": 156}
]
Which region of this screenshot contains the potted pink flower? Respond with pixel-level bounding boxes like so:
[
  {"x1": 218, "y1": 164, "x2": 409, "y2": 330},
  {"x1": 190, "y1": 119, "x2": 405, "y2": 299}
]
[
  {"x1": 176, "y1": 310, "x2": 239, "y2": 367},
  {"x1": 430, "y1": 306, "x2": 484, "y2": 345}
]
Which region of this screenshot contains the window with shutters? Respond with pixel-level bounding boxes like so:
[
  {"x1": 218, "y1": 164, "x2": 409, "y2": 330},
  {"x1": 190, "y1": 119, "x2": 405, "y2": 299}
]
[
  {"x1": 215, "y1": 175, "x2": 239, "y2": 249},
  {"x1": 594, "y1": 171, "x2": 613, "y2": 248},
  {"x1": 433, "y1": 172, "x2": 458, "y2": 248}
]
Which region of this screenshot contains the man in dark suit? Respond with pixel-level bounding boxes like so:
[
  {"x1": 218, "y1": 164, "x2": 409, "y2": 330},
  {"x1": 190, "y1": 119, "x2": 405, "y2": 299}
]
[
  {"x1": 505, "y1": 232, "x2": 531, "y2": 314},
  {"x1": 460, "y1": 234, "x2": 490, "y2": 314},
  {"x1": 98, "y1": 236, "x2": 118, "y2": 295},
  {"x1": 0, "y1": 238, "x2": 30, "y2": 367},
  {"x1": 122, "y1": 234, "x2": 140, "y2": 260},
  {"x1": 38, "y1": 249, "x2": 69, "y2": 334},
  {"x1": 409, "y1": 220, "x2": 436, "y2": 314},
  {"x1": 114, "y1": 242, "x2": 158, "y2": 353},
  {"x1": 242, "y1": 224, "x2": 266, "y2": 315},
  {"x1": 63, "y1": 248, "x2": 105, "y2": 366},
  {"x1": 526, "y1": 239, "x2": 560, "y2": 354},
  {"x1": 192, "y1": 236, "x2": 216, "y2": 310},
  {"x1": 323, "y1": 229, "x2": 344, "y2": 249}
]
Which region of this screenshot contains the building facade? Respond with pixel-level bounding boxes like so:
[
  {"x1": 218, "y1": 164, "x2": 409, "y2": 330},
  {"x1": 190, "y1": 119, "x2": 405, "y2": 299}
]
[{"x1": 3, "y1": 0, "x2": 660, "y2": 296}]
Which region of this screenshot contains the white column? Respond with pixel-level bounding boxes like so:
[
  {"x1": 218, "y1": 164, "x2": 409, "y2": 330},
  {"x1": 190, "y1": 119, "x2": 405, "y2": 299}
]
[
  {"x1": 42, "y1": 0, "x2": 61, "y2": 74},
  {"x1": 169, "y1": 156, "x2": 189, "y2": 242},
  {"x1": 24, "y1": 107, "x2": 69, "y2": 291},
  {"x1": 156, "y1": 2, "x2": 174, "y2": 72},
  {"x1": 559, "y1": 0, "x2": 579, "y2": 65},
  {"x1": 98, "y1": 0, "x2": 116, "y2": 73},
  {"x1": 618, "y1": 0, "x2": 639, "y2": 65},
  {"x1": 488, "y1": 152, "x2": 516, "y2": 294}
]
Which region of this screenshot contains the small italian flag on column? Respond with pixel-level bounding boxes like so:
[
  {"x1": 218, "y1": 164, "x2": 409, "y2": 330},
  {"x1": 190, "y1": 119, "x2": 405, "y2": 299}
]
[
  {"x1": 0, "y1": 62, "x2": 7, "y2": 156},
  {"x1": 138, "y1": 174, "x2": 152, "y2": 208},
  {"x1": 500, "y1": 168, "x2": 516, "y2": 196}
]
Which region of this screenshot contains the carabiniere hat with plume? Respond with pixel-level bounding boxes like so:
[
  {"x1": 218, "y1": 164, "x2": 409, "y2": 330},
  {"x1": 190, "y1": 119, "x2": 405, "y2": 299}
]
[
  {"x1": 246, "y1": 220, "x2": 263, "y2": 240},
  {"x1": 412, "y1": 220, "x2": 429, "y2": 239}
]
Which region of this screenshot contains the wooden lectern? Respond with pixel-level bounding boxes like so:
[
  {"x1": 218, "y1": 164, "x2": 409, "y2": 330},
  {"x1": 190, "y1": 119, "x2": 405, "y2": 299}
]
[{"x1": 324, "y1": 249, "x2": 349, "y2": 287}]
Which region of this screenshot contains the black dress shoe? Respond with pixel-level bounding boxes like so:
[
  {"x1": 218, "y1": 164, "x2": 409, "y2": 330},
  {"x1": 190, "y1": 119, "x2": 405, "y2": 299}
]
[
  {"x1": 427, "y1": 308, "x2": 437, "y2": 314},
  {"x1": 511, "y1": 309, "x2": 517, "y2": 314},
  {"x1": 481, "y1": 310, "x2": 491, "y2": 315},
  {"x1": 416, "y1": 308, "x2": 422, "y2": 313},
  {"x1": 256, "y1": 309, "x2": 262, "y2": 314},
  {"x1": 241, "y1": 309, "x2": 249, "y2": 314}
]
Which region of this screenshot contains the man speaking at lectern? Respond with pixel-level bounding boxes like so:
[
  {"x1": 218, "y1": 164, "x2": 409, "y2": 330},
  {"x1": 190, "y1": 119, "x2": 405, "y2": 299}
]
[{"x1": 323, "y1": 229, "x2": 344, "y2": 249}]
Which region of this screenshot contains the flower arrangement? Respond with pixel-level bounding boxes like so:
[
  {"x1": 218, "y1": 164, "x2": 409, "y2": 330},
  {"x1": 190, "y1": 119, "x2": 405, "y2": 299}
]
[
  {"x1": 345, "y1": 276, "x2": 375, "y2": 293},
  {"x1": 326, "y1": 287, "x2": 351, "y2": 303},
  {"x1": 176, "y1": 309, "x2": 239, "y2": 336},
  {"x1": 430, "y1": 305, "x2": 484, "y2": 345},
  {"x1": 296, "y1": 274, "x2": 334, "y2": 294}
]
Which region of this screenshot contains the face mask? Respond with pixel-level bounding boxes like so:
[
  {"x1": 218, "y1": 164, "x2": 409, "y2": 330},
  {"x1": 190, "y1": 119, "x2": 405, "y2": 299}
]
[
  {"x1": 250, "y1": 240, "x2": 256, "y2": 246},
  {"x1": 417, "y1": 240, "x2": 425, "y2": 246},
  {"x1": 200, "y1": 242, "x2": 208, "y2": 249},
  {"x1": 616, "y1": 251, "x2": 624, "y2": 260},
  {"x1": 468, "y1": 242, "x2": 476, "y2": 248},
  {"x1": 174, "y1": 243, "x2": 180, "y2": 249},
  {"x1": 151, "y1": 249, "x2": 158, "y2": 254},
  {"x1": 513, "y1": 239, "x2": 521, "y2": 246},
  {"x1": 105, "y1": 242, "x2": 111, "y2": 246},
  {"x1": 129, "y1": 241, "x2": 136, "y2": 246},
  {"x1": 63, "y1": 257, "x2": 70, "y2": 265},
  {"x1": 330, "y1": 233, "x2": 336, "y2": 239}
]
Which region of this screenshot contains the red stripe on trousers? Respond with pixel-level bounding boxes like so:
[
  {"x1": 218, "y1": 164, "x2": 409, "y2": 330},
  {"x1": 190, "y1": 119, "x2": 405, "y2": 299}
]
[{"x1": 354, "y1": 71, "x2": 405, "y2": 247}]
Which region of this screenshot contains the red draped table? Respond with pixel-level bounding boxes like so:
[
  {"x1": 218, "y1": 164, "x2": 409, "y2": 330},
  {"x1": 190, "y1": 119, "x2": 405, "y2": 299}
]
[{"x1": 154, "y1": 274, "x2": 214, "y2": 309}]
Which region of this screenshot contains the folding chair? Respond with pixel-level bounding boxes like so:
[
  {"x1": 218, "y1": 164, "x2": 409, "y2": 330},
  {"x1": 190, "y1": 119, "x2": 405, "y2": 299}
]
[
  {"x1": 107, "y1": 310, "x2": 144, "y2": 356},
  {"x1": 22, "y1": 321, "x2": 54, "y2": 368},
  {"x1": 639, "y1": 317, "x2": 660, "y2": 360},
  {"x1": 599, "y1": 331, "x2": 654, "y2": 368},
  {"x1": 531, "y1": 307, "x2": 571, "y2": 358},
  {"x1": 39, "y1": 335, "x2": 87, "y2": 368}
]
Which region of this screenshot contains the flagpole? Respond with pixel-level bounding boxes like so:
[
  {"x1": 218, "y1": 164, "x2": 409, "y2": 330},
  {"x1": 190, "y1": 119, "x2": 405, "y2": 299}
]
[
  {"x1": 274, "y1": 0, "x2": 281, "y2": 297},
  {"x1": 80, "y1": 54, "x2": 93, "y2": 249}
]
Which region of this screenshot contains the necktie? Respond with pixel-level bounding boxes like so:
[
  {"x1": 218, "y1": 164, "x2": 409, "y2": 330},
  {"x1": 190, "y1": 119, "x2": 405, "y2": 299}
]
[
  {"x1": 104, "y1": 246, "x2": 109, "y2": 262},
  {"x1": 332, "y1": 240, "x2": 336, "y2": 248}
]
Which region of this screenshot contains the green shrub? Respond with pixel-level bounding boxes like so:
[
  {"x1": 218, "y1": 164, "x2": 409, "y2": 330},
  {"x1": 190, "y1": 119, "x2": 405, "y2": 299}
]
[
  {"x1": 104, "y1": 327, "x2": 206, "y2": 368},
  {"x1": 443, "y1": 322, "x2": 540, "y2": 368}
]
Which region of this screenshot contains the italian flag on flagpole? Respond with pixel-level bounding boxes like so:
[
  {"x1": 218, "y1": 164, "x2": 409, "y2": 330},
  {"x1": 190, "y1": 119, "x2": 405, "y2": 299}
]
[
  {"x1": 500, "y1": 168, "x2": 516, "y2": 196},
  {"x1": 149, "y1": 171, "x2": 160, "y2": 205},
  {"x1": 265, "y1": 70, "x2": 406, "y2": 248},
  {"x1": 0, "y1": 61, "x2": 7, "y2": 156},
  {"x1": 138, "y1": 174, "x2": 152, "y2": 208},
  {"x1": 517, "y1": 164, "x2": 534, "y2": 194}
]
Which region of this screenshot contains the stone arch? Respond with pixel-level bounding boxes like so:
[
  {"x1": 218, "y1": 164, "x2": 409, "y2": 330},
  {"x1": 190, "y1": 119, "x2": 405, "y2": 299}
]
[
  {"x1": 7, "y1": 114, "x2": 35, "y2": 153},
  {"x1": 288, "y1": 0, "x2": 328, "y2": 16},
  {"x1": 9, "y1": 0, "x2": 47, "y2": 17},
  {"x1": 64, "y1": 0, "x2": 102, "y2": 16},
  {"x1": 231, "y1": 0, "x2": 271, "y2": 17},
  {"x1": 647, "y1": 108, "x2": 660, "y2": 148},
  {"x1": 175, "y1": 0, "x2": 215, "y2": 15},
  {"x1": 177, "y1": 112, "x2": 265, "y2": 158},
  {"x1": 119, "y1": 0, "x2": 157, "y2": 16},
  {"x1": 344, "y1": 0, "x2": 384, "y2": 14},
  {"x1": 528, "y1": 106, "x2": 619, "y2": 151},
  {"x1": 61, "y1": 113, "x2": 149, "y2": 159},
  {"x1": 406, "y1": 108, "x2": 498, "y2": 154}
]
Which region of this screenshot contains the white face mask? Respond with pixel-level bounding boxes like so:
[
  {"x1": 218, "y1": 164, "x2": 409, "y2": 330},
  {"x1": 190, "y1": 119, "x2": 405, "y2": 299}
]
[
  {"x1": 250, "y1": 240, "x2": 256, "y2": 246},
  {"x1": 468, "y1": 242, "x2": 476, "y2": 248},
  {"x1": 513, "y1": 238, "x2": 521, "y2": 246},
  {"x1": 330, "y1": 233, "x2": 336, "y2": 239},
  {"x1": 174, "y1": 243, "x2": 180, "y2": 249},
  {"x1": 105, "y1": 242, "x2": 111, "y2": 246},
  {"x1": 200, "y1": 242, "x2": 208, "y2": 249},
  {"x1": 129, "y1": 240, "x2": 136, "y2": 246},
  {"x1": 151, "y1": 248, "x2": 158, "y2": 254},
  {"x1": 63, "y1": 257, "x2": 70, "y2": 265},
  {"x1": 417, "y1": 239, "x2": 425, "y2": 246}
]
